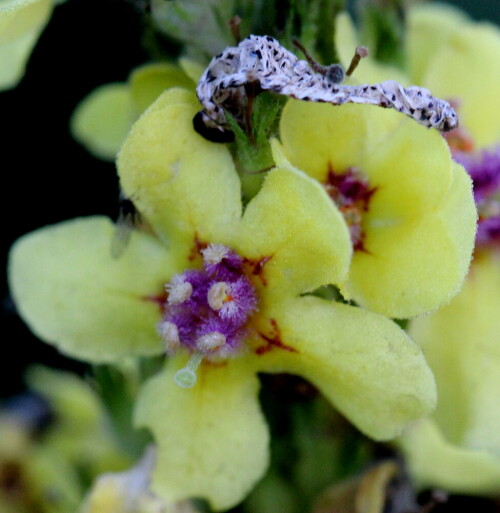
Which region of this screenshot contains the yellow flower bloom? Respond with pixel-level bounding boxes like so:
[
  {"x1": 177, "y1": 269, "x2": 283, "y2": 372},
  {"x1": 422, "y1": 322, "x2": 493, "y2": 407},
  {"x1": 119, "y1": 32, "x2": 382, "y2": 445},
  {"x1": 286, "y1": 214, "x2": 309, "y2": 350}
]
[
  {"x1": 9, "y1": 89, "x2": 437, "y2": 510},
  {"x1": 275, "y1": 99, "x2": 476, "y2": 319}
]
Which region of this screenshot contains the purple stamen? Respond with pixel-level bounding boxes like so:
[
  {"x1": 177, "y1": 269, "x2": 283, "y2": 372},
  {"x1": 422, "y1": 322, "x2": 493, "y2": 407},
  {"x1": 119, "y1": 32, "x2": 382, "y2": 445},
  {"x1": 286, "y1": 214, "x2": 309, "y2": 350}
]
[
  {"x1": 454, "y1": 145, "x2": 500, "y2": 249},
  {"x1": 201, "y1": 243, "x2": 244, "y2": 279},
  {"x1": 476, "y1": 216, "x2": 500, "y2": 248},
  {"x1": 454, "y1": 146, "x2": 500, "y2": 204}
]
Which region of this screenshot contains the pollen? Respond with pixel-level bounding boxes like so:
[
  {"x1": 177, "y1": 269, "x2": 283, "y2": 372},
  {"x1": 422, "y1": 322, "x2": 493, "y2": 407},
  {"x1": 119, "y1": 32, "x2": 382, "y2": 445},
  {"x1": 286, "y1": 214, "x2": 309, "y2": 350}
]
[
  {"x1": 207, "y1": 282, "x2": 231, "y2": 310},
  {"x1": 166, "y1": 275, "x2": 193, "y2": 305},
  {"x1": 196, "y1": 332, "x2": 227, "y2": 352},
  {"x1": 201, "y1": 243, "x2": 229, "y2": 266},
  {"x1": 158, "y1": 321, "x2": 180, "y2": 353}
]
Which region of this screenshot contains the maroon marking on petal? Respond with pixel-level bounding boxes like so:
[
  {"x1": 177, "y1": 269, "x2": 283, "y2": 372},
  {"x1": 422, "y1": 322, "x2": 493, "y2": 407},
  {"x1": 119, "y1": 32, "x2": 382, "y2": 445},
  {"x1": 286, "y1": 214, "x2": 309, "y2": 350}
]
[
  {"x1": 244, "y1": 255, "x2": 273, "y2": 286},
  {"x1": 142, "y1": 290, "x2": 168, "y2": 314},
  {"x1": 255, "y1": 318, "x2": 298, "y2": 355},
  {"x1": 324, "y1": 163, "x2": 377, "y2": 252},
  {"x1": 188, "y1": 235, "x2": 208, "y2": 262}
]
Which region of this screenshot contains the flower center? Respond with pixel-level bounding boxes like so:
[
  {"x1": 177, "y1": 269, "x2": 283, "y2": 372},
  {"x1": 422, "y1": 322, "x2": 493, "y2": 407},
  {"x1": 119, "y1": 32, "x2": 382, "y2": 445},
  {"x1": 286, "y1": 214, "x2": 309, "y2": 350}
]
[
  {"x1": 157, "y1": 243, "x2": 258, "y2": 388},
  {"x1": 323, "y1": 164, "x2": 376, "y2": 251}
]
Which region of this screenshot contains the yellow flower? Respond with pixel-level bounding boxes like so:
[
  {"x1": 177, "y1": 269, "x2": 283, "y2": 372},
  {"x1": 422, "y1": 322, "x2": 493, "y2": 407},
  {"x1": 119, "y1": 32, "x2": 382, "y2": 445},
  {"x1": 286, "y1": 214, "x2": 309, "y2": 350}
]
[
  {"x1": 274, "y1": 100, "x2": 476, "y2": 319},
  {"x1": 9, "y1": 89, "x2": 437, "y2": 510}
]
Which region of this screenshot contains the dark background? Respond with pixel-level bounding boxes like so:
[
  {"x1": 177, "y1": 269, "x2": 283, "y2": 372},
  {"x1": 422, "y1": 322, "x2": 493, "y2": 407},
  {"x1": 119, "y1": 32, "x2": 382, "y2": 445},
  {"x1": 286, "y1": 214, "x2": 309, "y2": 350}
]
[{"x1": 1, "y1": 0, "x2": 499, "y2": 399}]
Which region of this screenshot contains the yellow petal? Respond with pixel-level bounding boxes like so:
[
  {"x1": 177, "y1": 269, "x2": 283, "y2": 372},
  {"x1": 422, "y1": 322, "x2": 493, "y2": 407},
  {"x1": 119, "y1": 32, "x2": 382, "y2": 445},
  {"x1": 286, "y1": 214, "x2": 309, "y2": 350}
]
[
  {"x1": 71, "y1": 83, "x2": 133, "y2": 161},
  {"x1": 343, "y1": 161, "x2": 476, "y2": 318},
  {"x1": 9, "y1": 217, "x2": 177, "y2": 363},
  {"x1": 335, "y1": 12, "x2": 360, "y2": 68},
  {"x1": 408, "y1": 252, "x2": 500, "y2": 455},
  {"x1": 0, "y1": 0, "x2": 52, "y2": 90},
  {"x1": 135, "y1": 357, "x2": 269, "y2": 511},
  {"x1": 421, "y1": 23, "x2": 500, "y2": 148},
  {"x1": 252, "y1": 296, "x2": 436, "y2": 441},
  {"x1": 399, "y1": 418, "x2": 500, "y2": 495},
  {"x1": 117, "y1": 91, "x2": 241, "y2": 251},
  {"x1": 178, "y1": 56, "x2": 205, "y2": 84},
  {"x1": 361, "y1": 118, "x2": 453, "y2": 222},
  {"x1": 280, "y1": 100, "x2": 389, "y2": 181},
  {"x1": 129, "y1": 62, "x2": 195, "y2": 115},
  {"x1": 407, "y1": 4, "x2": 468, "y2": 85},
  {"x1": 236, "y1": 165, "x2": 352, "y2": 298},
  {"x1": 144, "y1": 86, "x2": 197, "y2": 113}
]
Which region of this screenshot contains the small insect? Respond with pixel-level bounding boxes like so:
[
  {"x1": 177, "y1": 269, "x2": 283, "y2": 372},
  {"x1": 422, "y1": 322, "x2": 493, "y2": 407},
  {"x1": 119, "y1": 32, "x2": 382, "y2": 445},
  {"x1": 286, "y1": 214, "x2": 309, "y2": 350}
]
[
  {"x1": 194, "y1": 35, "x2": 458, "y2": 140},
  {"x1": 110, "y1": 191, "x2": 142, "y2": 258}
]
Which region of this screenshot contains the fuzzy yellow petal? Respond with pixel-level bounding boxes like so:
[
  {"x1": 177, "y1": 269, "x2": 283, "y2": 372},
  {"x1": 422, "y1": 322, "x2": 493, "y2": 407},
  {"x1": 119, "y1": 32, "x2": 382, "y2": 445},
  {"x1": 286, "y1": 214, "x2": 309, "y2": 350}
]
[
  {"x1": 408, "y1": 253, "x2": 500, "y2": 455},
  {"x1": 235, "y1": 165, "x2": 352, "y2": 298},
  {"x1": 252, "y1": 296, "x2": 436, "y2": 441},
  {"x1": 280, "y1": 99, "x2": 454, "y2": 220},
  {"x1": 117, "y1": 91, "x2": 241, "y2": 252},
  {"x1": 420, "y1": 23, "x2": 500, "y2": 148},
  {"x1": 8, "y1": 217, "x2": 177, "y2": 363},
  {"x1": 406, "y1": 4, "x2": 468, "y2": 85},
  {"x1": 129, "y1": 62, "x2": 195, "y2": 116},
  {"x1": 343, "y1": 161, "x2": 476, "y2": 318},
  {"x1": 178, "y1": 56, "x2": 205, "y2": 84},
  {"x1": 360, "y1": 119, "x2": 453, "y2": 221},
  {"x1": 144, "y1": 86, "x2": 197, "y2": 113},
  {"x1": 0, "y1": 0, "x2": 52, "y2": 90},
  {"x1": 71, "y1": 83, "x2": 134, "y2": 161},
  {"x1": 335, "y1": 12, "x2": 359, "y2": 68},
  {"x1": 399, "y1": 418, "x2": 500, "y2": 495},
  {"x1": 279, "y1": 100, "x2": 399, "y2": 181},
  {"x1": 135, "y1": 357, "x2": 269, "y2": 511}
]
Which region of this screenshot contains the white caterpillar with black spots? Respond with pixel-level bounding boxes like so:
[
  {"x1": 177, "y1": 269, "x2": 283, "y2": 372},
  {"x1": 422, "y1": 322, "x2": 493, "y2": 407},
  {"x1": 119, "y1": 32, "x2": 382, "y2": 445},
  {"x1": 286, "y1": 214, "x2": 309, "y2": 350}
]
[{"x1": 196, "y1": 34, "x2": 458, "y2": 136}]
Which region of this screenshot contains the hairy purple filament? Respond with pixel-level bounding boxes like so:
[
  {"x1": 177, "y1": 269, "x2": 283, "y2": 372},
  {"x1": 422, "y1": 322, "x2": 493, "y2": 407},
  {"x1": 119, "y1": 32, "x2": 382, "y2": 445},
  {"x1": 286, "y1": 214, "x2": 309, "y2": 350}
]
[
  {"x1": 158, "y1": 244, "x2": 258, "y2": 363},
  {"x1": 455, "y1": 146, "x2": 500, "y2": 249}
]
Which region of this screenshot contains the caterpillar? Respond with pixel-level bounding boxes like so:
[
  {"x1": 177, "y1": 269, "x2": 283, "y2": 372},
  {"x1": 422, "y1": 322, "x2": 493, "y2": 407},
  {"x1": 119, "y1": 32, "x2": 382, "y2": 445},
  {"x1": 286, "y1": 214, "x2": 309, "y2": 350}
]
[{"x1": 195, "y1": 35, "x2": 458, "y2": 140}]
